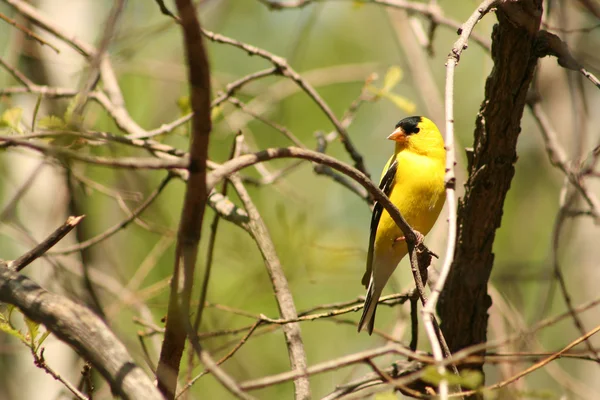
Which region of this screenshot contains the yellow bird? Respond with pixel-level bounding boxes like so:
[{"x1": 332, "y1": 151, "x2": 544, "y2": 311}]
[{"x1": 358, "y1": 116, "x2": 446, "y2": 334}]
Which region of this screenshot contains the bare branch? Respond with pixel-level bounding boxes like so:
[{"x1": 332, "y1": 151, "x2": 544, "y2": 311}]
[
  {"x1": 8, "y1": 215, "x2": 84, "y2": 271},
  {"x1": 49, "y1": 175, "x2": 172, "y2": 255},
  {"x1": 200, "y1": 28, "x2": 369, "y2": 176},
  {"x1": 0, "y1": 11, "x2": 60, "y2": 53},
  {"x1": 230, "y1": 174, "x2": 311, "y2": 398},
  {"x1": 0, "y1": 136, "x2": 187, "y2": 170}
]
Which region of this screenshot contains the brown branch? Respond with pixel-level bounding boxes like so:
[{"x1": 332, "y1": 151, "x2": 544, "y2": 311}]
[
  {"x1": 0, "y1": 265, "x2": 163, "y2": 399},
  {"x1": 437, "y1": 1, "x2": 543, "y2": 395},
  {"x1": 178, "y1": 320, "x2": 264, "y2": 398},
  {"x1": 207, "y1": 147, "x2": 421, "y2": 247},
  {"x1": 527, "y1": 98, "x2": 600, "y2": 220},
  {"x1": 31, "y1": 348, "x2": 88, "y2": 400},
  {"x1": 0, "y1": 56, "x2": 35, "y2": 90},
  {"x1": 8, "y1": 215, "x2": 84, "y2": 271},
  {"x1": 229, "y1": 175, "x2": 311, "y2": 399},
  {"x1": 0, "y1": 11, "x2": 60, "y2": 53},
  {"x1": 460, "y1": 324, "x2": 600, "y2": 396},
  {"x1": 0, "y1": 136, "x2": 187, "y2": 170},
  {"x1": 240, "y1": 344, "x2": 400, "y2": 391},
  {"x1": 534, "y1": 29, "x2": 600, "y2": 89},
  {"x1": 155, "y1": 1, "x2": 240, "y2": 399}
]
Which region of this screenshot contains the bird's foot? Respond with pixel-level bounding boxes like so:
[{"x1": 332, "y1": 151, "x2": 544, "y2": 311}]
[{"x1": 414, "y1": 231, "x2": 425, "y2": 245}]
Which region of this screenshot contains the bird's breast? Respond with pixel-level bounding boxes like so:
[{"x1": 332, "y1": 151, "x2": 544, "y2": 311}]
[{"x1": 374, "y1": 153, "x2": 445, "y2": 254}]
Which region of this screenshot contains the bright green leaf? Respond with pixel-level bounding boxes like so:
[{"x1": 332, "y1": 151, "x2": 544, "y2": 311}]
[
  {"x1": 24, "y1": 317, "x2": 40, "y2": 346},
  {"x1": 211, "y1": 105, "x2": 222, "y2": 122},
  {"x1": 381, "y1": 92, "x2": 416, "y2": 114},
  {"x1": 63, "y1": 96, "x2": 84, "y2": 127},
  {"x1": 458, "y1": 369, "x2": 484, "y2": 389},
  {"x1": 0, "y1": 107, "x2": 23, "y2": 133},
  {"x1": 37, "y1": 115, "x2": 66, "y2": 130},
  {"x1": 382, "y1": 66, "x2": 403, "y2": 93},
  {"x1": 373, "y1": 392, "x2": 397, "y2": 400},
  {"x1": 177, "y1": 95, "x2": 191, "y2": 115},
  {"x1": 421, "y1": 366, "x2": 483, "y2": 390},
  {"x1": 0, "y1": 313, "x2": 26, "y2": 344},
  {"x1": 35, "y1": 331, "x2": 51, "y2": 352}
]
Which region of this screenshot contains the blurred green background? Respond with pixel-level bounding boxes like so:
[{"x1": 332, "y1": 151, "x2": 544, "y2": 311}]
[{"x1": 0, "y1": 0, "x2": 599, "y2": 399}]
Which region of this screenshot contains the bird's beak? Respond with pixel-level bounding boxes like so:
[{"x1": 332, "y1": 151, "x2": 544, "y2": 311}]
[{"x1": 387, "y1": 127, "x2": 406, "y2": 143}]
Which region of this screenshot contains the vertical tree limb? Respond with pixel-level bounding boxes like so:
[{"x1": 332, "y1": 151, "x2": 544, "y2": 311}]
[
  {"x1": 437, "y1": 0, "x2": 543, "y2": 392},
  {"x1": 155, "y1": 0, "x2": 213, "y2": 398}
]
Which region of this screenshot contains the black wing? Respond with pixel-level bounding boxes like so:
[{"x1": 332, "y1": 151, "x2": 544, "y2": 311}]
[{"x1": 362, "y1": 158, "x2": 398, "y2": 287}]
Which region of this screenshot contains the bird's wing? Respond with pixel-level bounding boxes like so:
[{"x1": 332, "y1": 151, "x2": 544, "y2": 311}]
[{"x1": 362, "y1": 158, "x2": 398, "y2": 287}]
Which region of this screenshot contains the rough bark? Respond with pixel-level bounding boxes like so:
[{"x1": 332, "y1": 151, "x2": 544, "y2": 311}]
[{"x1": 437, "y1": 0, "x2": 543, "y2": 384}]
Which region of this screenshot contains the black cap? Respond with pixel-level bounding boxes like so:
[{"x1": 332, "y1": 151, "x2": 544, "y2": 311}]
[{"x1": 395, "y1": 116, "x2": 422, "y2": 135}]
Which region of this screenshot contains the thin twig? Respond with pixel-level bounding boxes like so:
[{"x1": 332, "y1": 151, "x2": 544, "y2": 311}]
[
  {"x1": 422, "y1": 1, "x2": 498, "y2": 398},
  {"x1": 200, "y1": 28, "x2": 369, "y2": 176},
  {"x1": 0, "y1": 136, "x2": 187, "y2": 170},
  {"x1": 32, "y1": 348, "x2": 89, "y2": 400},
  {"x1": 0, "y1": 11, "x2": 60, "y2": 53},
  {"x1": 528, "y1": 98, "x2": 600, "y2": 221},
  {"x1": 49, "y1": 174, "x2": 173, "y2": 255},
  {"x1": 8, "y1": 215, "x2": 85, "y2": 271}
]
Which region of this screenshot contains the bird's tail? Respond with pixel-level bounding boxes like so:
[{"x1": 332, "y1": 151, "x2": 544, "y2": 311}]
[{"x1": 357, "y1": 279, "x2": 382, "y2": 335}]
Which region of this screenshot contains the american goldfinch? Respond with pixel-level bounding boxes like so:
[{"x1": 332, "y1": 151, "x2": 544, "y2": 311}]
[{"x1": 358, "y1": 116, "x2": 446, "y2": 334}]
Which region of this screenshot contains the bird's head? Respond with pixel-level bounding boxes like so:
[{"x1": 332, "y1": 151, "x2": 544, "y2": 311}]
[{"x1": 388, "y1": 116, "x2": 445, "y2": 159}]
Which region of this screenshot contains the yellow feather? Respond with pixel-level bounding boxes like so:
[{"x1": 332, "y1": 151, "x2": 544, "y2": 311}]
[{"x1": 358, "y1": 116, "x2": 446, "y2": 334}]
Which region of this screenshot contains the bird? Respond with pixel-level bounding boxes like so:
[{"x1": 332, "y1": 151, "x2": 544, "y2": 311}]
[{"x1": 358, "y1": 116, "x2": 446, "y2": 335}]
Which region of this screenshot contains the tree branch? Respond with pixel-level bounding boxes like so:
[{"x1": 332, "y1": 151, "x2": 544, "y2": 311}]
[
  {"x1": 0, "y1": 265, "x2": 163, "y2": 400},
  {"x1": 230, "y1": 175, "x2": 311, "y2": 399},
  {"x1": 155, "y1": 0, "x2": 215, "y2": 398},
  {"x1": 8, "y1": 215, "x2": 84, "y2": 271}
]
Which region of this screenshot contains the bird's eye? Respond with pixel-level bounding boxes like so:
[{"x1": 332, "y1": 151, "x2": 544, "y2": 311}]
[{"x1": 413, "y1": 128, "x2": 420, "y2": 134}]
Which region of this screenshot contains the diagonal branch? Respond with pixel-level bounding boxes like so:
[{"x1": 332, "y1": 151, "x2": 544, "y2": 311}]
[
  {"x1": 8, "y1": 215, "x2": 84, "y2": 271},
  {"x1": 0, "y1": 265, "x2": 163, "y2": 400},
  {"x1": 230, "y1": 175, "x2": 311, "y2": 399}
]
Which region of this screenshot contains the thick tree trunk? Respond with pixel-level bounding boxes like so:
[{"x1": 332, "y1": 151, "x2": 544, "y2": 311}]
[{"x1": 437, "y1": 0, "x2": 543, "y2": 394}]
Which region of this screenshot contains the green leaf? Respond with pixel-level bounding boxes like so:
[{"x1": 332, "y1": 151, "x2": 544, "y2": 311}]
[
  {"x1": 381, "y1": 92, "x2": 416, "y2": 114},
  {"x1": 0, "y1": 312, "x2": 27, "y2": 344},
  {"x1": 211, "y1": 105, "x2": 222, "y2": 122},
  {"x1": 24, "y1": 317, "x2": 39, "y2": 346},
  {"x1": 177, "y1": 95, "x2": 191, "y2": 115},
  {"x1": 458, "y1": 369, "x2": 484, "y2": 389},
  {"x1": 35, "y1": 331, "x2": 51, "y2": 352},
  {"x1": 421, "y1": 366, "x2": 483, "y2": 390},
  {"x1": 373, "y1": 392, "x2": 397, "y2": 400},
  {"x1": 0, "y1": 107, "x2": 23, "y2": 133},
  {"x1": 37, "y1": 115, "x2": 66, "y2": 130},
  {"x1": 63, "y1": 96, "x2": 84, "y2": 127},
  {"x1": 352, "y1": 0, "x2": 366, "y2": 9},
  {"x1": 382, "y1": 66, "x2": 403, "y2": 93}
]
